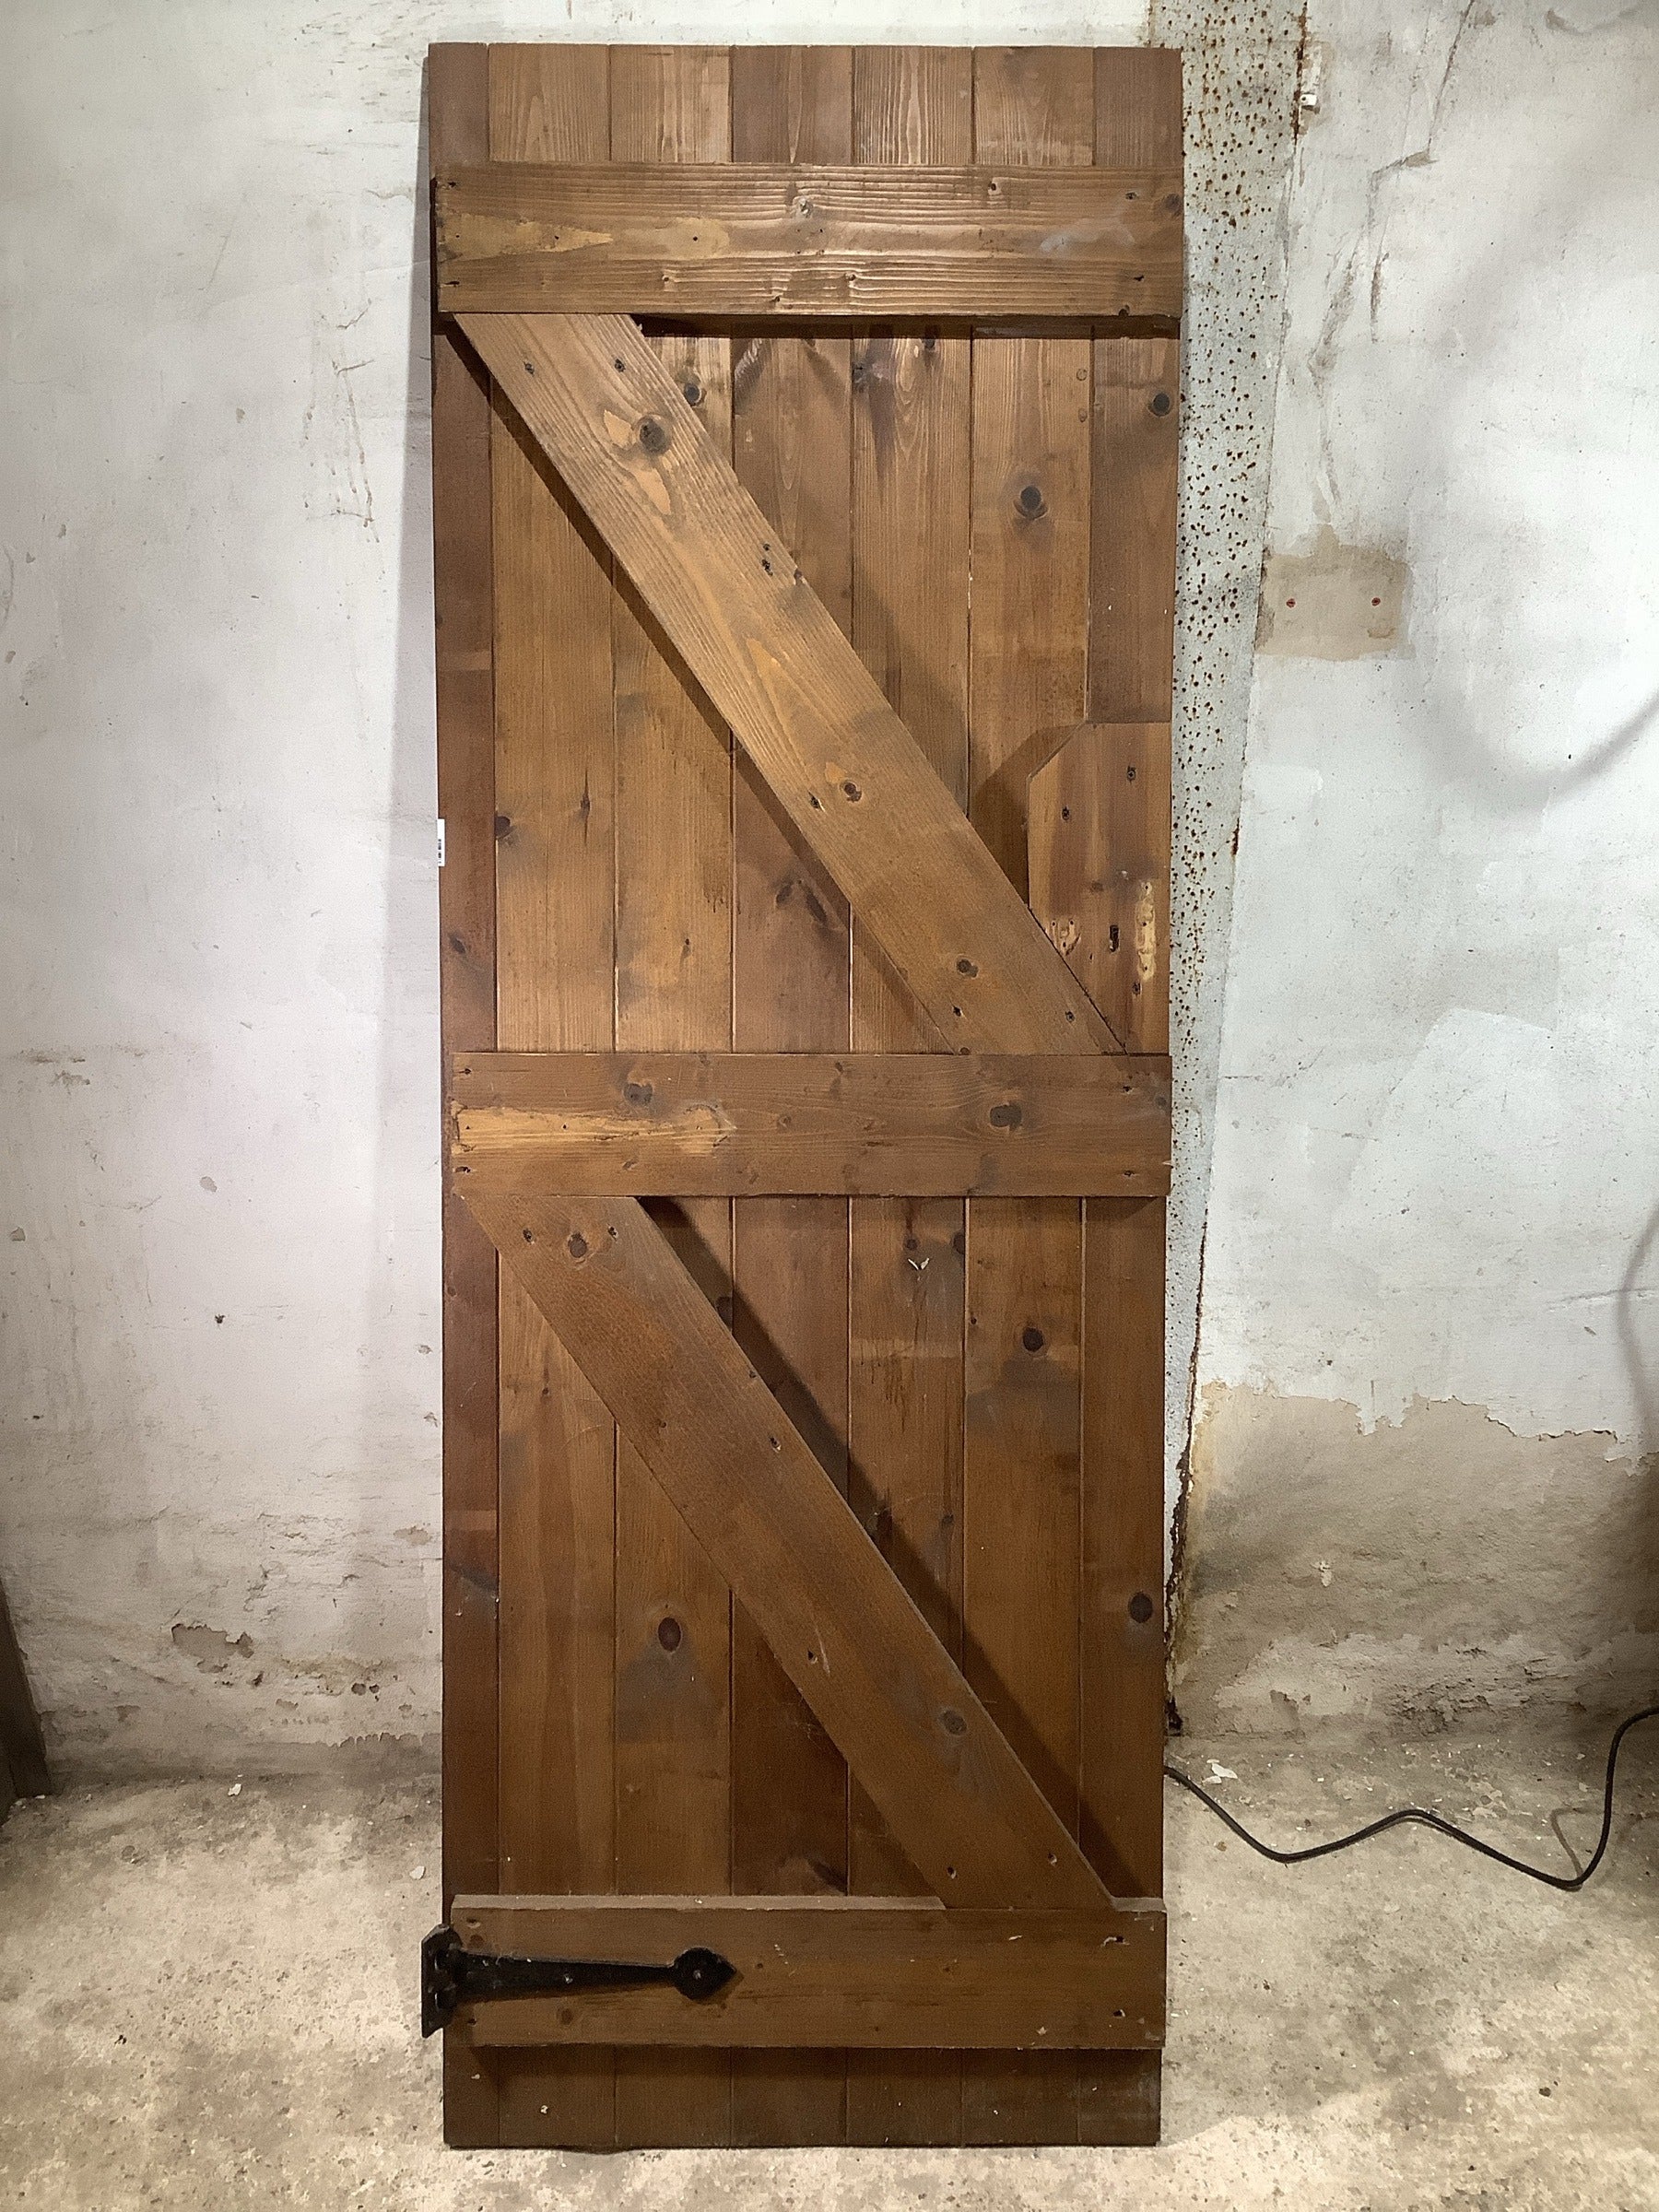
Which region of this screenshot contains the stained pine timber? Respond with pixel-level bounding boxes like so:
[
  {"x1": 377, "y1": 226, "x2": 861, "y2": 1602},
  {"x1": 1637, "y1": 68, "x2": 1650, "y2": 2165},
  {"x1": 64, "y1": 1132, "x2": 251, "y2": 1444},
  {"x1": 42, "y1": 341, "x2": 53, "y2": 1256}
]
[
  {"x1": 465, "y1": 1187, "x2": 1114, "y2": 1919},
  {"x1": 602, "y1": 44, "x2": 739, "y2": 2151},
  {"x1": 431, "y1": 40, "x2": 1181, "y2": 2155},
  {"x1": 456, "y1": 309, "x2": 1113, "y2": 1059},
  {"x1": 451, "y1": 1897, "x2": 1164, "y2": 2050},
  {"x1": 1078, "y1": 42, "x2": 1181, "y2": 1912},
  {"x1": 436, "y1": 161, "x2": 1182, "y2": 318},
  {"x1": 482, "y1": 39, "x2": 620, "y2": 2154},
  {"x1": 1073, "y1": 45, "x2": 1182, "y2": 2150},
  {"x1": 728, "y1": 44, "x2": 855, "y2": 2148},
  {"x1": 429, "y1": 41, "x2": 501, "y2": 2150},
  {"x1": 451, "y1": 1051, "x2": 1171, "y2": 1196},
  {"x1": 963, "y1": 45, "x2": 1096, "y2": 2147},
  {"x1": 842, "y1": 47, "x2": 974, "y2": 2147}
]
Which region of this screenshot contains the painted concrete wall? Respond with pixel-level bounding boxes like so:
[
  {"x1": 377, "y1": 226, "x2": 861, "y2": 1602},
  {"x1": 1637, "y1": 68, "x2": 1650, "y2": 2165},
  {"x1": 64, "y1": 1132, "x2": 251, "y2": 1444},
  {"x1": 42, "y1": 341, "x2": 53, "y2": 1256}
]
[
  {"x1": 4, "y1": 0, "x2": 1649, "y2": 1775},
  {"x1": 6, "y1": 0, "x2": 1238, "y2": 1776},
  {"x1": 1181, "y1": 0, "x2": 1659, "y2": 1733}
]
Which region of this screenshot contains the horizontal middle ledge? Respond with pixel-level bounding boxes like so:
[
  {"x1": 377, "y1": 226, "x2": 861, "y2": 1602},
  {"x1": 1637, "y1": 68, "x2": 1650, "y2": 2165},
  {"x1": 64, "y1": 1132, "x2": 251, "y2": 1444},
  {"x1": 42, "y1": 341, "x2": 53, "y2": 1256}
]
[{"x1": 451, "y1": 1051, "x2": 1171, "y2": 1198}]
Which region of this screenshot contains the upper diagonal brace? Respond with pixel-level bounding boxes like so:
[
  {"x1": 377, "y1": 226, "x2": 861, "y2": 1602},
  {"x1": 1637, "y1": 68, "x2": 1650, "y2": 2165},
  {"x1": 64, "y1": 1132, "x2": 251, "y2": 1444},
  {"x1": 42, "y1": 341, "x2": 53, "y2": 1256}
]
[
  {"x1": 458, "y1": 310, "x2": 1120, "y2": 1056},
  {"x1": 465, "y1": 1185, "x2": 1114, "y2": 1913}
]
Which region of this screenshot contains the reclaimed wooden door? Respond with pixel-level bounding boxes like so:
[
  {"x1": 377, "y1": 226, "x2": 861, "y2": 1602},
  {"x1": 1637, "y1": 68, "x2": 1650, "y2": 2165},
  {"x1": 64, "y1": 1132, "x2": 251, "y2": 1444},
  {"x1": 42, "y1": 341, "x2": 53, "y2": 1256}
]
[{"x1": 428, "y1": 41, "x2": 1181, "y2": 2151}]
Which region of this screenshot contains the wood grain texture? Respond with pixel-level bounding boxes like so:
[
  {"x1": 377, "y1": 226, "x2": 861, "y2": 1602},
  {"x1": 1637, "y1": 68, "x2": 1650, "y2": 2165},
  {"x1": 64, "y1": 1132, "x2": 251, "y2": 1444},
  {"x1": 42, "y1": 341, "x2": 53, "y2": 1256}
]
[
  {"x1": 1092, "y1": 49, "x2": 1181, "y2": 732},
  {"x1": 451, "y1": 1050, "x2": 1171, "y2": 1195},
  {"x1": 1095, "y1": 46, "x2": 1182, "y2": 168},
  {"x1": 606, "y1": 44, "x2": 735, "y2": 2150},
  {"x1": 436, "y1": 159, "x2": 1182, "y2": 318},
  {"x1": 436, "y1": 41, "x2": 1178, "y2": 2153},
  {"x1": 429, "y1": 40, "x2": 501, "y2": 2150},
  {"x1": 841, "y1": 42, "x2": 974, "y2": 2151},
  {"x1": 1080, "y1": 1195, "x2": 1166, "y2": 1900},
  {"x1": 466, "y1": 1189, "x2": 1113, "y2": 1917},
  {"x1": 484, "y1": 40, "x2": 618, "y2": 2157},
  {"x1": 1077, "y1": 41, "x2": 1181, "y2": 2148},
  {"x1": 963, "y1": 44, "x2": 1093, "y2": 2148},
  {"x1": 1089, "y1": 340, "x2": 1182, "y2": 735},
  {"x1": 1028, "y1": 723, "x2": 1171, "y2": 1048},
  {"x1": 727, "y1": 43, "x2": 854, "y2": 2152},
  {"x1": 452, "y1": 1896, "x2": 1164, "y2": 2049},
  {"x1": 458, "y1": 308, "x2": 1112, "y2": 1059},
  {"x1": 961, "y1": 1197, "x2": 1085, "y2": 2138}
]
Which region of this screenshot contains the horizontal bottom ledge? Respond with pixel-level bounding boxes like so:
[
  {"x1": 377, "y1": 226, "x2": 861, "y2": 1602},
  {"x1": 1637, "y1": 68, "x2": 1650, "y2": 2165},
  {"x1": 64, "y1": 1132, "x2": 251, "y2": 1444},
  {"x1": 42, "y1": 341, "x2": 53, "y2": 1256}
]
[{"x1": 447, "y1": 1894, "x2": 1166, "y2": 2050}]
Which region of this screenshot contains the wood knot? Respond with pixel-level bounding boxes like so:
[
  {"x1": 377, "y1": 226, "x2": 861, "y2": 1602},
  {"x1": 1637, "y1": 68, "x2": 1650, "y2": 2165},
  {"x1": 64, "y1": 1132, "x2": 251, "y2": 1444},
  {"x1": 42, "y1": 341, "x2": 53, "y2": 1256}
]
[
  {"x1": 988, "y1": 1101, "x2": 1022, "y2": 1130},
  {"x1": 638, "y1": 417, "x2": 670, "y2": 455},
  {"x1": 566, "y1": 1231, "x2": 588, "y2": 1259}
]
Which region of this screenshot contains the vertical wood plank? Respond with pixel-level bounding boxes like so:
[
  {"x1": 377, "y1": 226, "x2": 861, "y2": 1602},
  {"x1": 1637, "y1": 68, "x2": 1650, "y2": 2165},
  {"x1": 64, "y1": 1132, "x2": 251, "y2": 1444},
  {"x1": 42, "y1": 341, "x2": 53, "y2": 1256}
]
[
  {"x1": 1091, "y1": 45, "x2": 1180, "y2": 745},
  {"x1": 609, "y1": 42, "x2": 735, "y2": 2152},
  {"x1": 963, "y1": 1210, "x2": 1083, "y2": 1841},
  {"x1": 1090, "y1": 337, "x2": 1182, "y2": 741},
  {"x1": 1087, "y1": 54, "x2": 1179, "y2": 1050},
  {"x1": 1028, "y1": 721, "x2": 1170, "y2": 1050},
  {"x1": 844, "y1": 41, "x2": 971, "y2": 2152},
  {"x1": 963, "y1": 43, "x2": 1092, "y2": 2148},
  {"x1": 443, "y1": 37, "x2": 1172, "y2": 2154},
  {"x1": 728, "y1": 42, "x2": 854, "y2": 2154},
  {"x1": 1075, "y1": 42, "x2": 1182, "y2": 2149},
  {"x1": 1081, "y1": 1194, "x2": 1167, "y2": 1899},
  {"x1": 429, "y1": 41, "x2": 500, "y2": 2149},
  {"x1": 487, "y1": 40, "x2": 618, "y2": 2155}
]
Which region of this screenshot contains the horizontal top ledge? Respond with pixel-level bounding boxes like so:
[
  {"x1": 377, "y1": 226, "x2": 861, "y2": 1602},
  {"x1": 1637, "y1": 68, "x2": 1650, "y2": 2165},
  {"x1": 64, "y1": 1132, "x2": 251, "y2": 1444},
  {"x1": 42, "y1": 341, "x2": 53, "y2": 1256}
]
[{"x1": 436, "y1": 161, "x2": 1183, "y2": 322}]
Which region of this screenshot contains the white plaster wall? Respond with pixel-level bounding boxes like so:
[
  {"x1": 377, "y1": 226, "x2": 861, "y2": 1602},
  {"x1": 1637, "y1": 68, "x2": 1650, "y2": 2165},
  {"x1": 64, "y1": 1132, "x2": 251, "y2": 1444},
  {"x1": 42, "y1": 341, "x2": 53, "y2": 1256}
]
[
  {"x1": 1199, "y1": 0, "x2": 1659, "y2": 1451},
  {"x1": 23, "y1": 0, "x2": 1640, "y2": 1771},
  {"x1": 5, "y1": 0, "x2": 1212, "y2": 1774}
]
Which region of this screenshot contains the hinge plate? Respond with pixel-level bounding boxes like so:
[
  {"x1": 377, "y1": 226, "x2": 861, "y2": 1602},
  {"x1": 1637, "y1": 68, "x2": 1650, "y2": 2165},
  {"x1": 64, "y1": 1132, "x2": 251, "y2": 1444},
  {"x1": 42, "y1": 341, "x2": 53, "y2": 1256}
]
[{"x1": 421, "y1": 1924, "x2": 736, "y2": 2036}]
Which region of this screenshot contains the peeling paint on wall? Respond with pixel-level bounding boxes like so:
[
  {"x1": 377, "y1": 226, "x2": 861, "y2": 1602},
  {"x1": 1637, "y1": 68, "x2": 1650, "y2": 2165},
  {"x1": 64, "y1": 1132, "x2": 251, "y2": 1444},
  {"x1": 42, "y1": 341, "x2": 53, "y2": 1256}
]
[
  {"x1": 171, "y1": 1624, "x2": 254, "y2": 1671},
  {"x1": 1175, "y1": 1386, "x2": 1659, "y2": 1733},
  {"x1": 1187, "y1": 0, "x2": 1659, "y2": 1721}
]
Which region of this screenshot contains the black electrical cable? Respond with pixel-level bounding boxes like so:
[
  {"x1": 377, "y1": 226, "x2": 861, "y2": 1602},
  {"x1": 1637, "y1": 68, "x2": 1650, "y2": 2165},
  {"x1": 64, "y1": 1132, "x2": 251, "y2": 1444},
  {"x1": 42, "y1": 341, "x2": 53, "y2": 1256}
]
[{"x1": 1165, "y1": 1703, "x2": 1658, "y2": 1890}]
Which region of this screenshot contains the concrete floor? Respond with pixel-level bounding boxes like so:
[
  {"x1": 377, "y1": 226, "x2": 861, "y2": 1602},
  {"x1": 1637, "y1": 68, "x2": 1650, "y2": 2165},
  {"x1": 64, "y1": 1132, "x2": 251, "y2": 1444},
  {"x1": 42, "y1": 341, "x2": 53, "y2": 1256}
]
[{"x1": 0, "y1": 1725, "x2": 1653, "y2": 2209}]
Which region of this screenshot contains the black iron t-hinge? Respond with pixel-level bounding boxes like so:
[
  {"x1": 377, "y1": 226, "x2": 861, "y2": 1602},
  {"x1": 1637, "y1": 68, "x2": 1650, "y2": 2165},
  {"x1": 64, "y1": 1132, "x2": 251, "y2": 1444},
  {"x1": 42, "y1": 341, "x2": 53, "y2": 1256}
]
[{"x1": 421, "y1": 1924, "x2": 737, "y2": 2037}]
